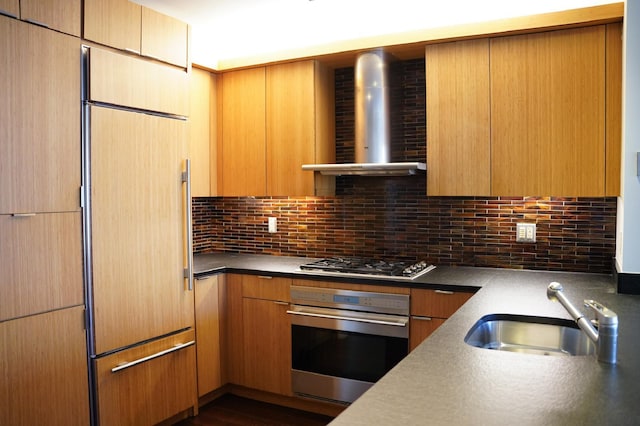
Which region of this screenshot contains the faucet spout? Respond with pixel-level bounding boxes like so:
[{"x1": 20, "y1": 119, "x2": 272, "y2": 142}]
[{"x1": 547, "y1": 282, "x2": 618, "y2": 364}]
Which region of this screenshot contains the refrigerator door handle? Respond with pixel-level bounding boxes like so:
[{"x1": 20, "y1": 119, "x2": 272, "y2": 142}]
[{"x1": 182, "y1": 159, "x2": 194, "y2": 291}]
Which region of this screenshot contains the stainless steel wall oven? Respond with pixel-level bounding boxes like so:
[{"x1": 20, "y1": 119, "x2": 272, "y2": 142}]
[{"x1": 288, "y1": 285, "x2": 409, "y2": 404}]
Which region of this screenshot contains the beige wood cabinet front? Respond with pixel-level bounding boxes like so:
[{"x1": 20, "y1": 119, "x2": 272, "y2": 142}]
[
  {"x1": 409, "y1": 288, "x2": 474, "y2": 351},
  {"x1": 0, "y1": 306, "x2": 89, "y2": 425},
  {"x1": 426, "y1": 24, "x2": 622, "y2": 197},
  {"x1": 218, "y1": 61, "x2": 335, "y2": 196},
  {"x1": 188, "y1": 67, "x2": 218, "y2": 197},
  {"x1": 195, "y1": 274, "x2": 224, "y2": 397},
  {"x1": 0, "y1": 0, "x2": 18, "y2": 17},
  {"x1": 20, "y1": 0, "x2": 81, "y2": 36},
  {"x1": 94, "y1": 329, "x2": 197, "y2": 426},
  {"x1": 84, "y1": 0, "x2": 188, "y2": 67},
  {"x1": 224, "y1": 274, "x2": 292, "y2": 396},
  {"x1": 0, "y1": 16, "x2": 80, "y2": 215}
]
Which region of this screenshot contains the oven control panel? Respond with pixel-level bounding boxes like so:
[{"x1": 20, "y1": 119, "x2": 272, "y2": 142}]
[{"x1": 291, "y1": 285, "x2": 409, "y2": 316}]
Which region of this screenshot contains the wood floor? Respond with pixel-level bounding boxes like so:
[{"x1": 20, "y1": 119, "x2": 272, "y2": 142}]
[{"x1": 176, "y1": 394, "x2": 335, "y2": 426}]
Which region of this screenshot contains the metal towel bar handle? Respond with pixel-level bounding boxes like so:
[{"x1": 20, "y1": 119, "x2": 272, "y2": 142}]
[
  {"x1": 287, "y1": 309, "x2": 407, "y2": 327},
  {"x1": 111, "y1": 340, "x2": 195, "y2": 373}
]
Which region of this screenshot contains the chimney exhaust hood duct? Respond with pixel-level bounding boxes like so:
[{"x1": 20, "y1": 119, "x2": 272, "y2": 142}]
[{"x1": 303, "y1": 49, "x2": 425, "y2": 176}]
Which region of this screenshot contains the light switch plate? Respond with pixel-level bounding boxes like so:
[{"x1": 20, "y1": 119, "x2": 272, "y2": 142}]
[
  {"x1": 516, "y1": 223, "x2": 536, "y2": 243},
  {"x1": 268, "y1": 217, "x2": 277, "y2": 233}
]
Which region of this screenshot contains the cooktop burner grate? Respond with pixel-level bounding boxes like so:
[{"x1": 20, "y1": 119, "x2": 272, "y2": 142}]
[{"x1": 299, "y1": 257, "x2": 434, "y2": 278}]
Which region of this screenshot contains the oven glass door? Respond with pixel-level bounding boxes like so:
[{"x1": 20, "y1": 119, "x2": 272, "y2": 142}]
[{"x1": 292, "y1": 324, "x2": 408, "y2": 383}]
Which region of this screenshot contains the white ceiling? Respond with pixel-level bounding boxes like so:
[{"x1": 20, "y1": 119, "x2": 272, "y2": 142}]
[{"x1": 133, "y1": 0, "x2": 618, "y2": 69}]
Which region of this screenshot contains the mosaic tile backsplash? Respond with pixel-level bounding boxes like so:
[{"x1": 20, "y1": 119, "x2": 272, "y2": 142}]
[{"x1": 193, "y1": 59, "x2": 617, "y2": 274}]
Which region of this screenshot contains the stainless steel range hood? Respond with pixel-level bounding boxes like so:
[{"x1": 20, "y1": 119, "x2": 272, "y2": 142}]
[{"x1": 303, "y1": 49, "x2": 425, "y2": 176}]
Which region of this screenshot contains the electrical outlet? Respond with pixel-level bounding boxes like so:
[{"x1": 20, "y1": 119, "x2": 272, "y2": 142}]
[
  {"x1": 516, "y1": 223, "x2": 536, "y2": 243},
  {"x1": 268, "y1": 217, "x2": 277, "y2": 233}
]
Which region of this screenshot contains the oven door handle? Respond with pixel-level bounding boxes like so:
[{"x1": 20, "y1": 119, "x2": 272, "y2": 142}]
[{"x1": 286, "y1": 309, "x2": 408, "y2": 327}]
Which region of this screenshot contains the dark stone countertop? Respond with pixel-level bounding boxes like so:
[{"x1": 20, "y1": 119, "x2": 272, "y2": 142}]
[{"x1": 194, "y1": 253, "x2": 640, "y2": 425}]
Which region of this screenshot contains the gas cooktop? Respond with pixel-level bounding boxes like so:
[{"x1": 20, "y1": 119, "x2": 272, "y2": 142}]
[{"x1": 298, "y1": 257, "x2": 435, "y2": 281}]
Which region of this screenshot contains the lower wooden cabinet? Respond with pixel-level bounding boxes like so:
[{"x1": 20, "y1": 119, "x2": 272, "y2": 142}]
[
  {"x1": 225, "y1": 274, "x2": 292, "y2": 396},
  {"x1": 195, "y1": 274, "x2": 224, "y2": 396},
  {"x1": 409, "y1": 288, "x2": 474, "y2": 351},
  {"x1": 94, "y1": 329, "x2": 197, "y2": 426},
  {"x1": 0, "y1": 306, "x2": 89, "y2": 426}
]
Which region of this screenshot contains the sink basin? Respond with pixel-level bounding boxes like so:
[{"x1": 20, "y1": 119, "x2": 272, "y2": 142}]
[{"x1": 464, "y1": 314, "x2": 596, "y2": 356}]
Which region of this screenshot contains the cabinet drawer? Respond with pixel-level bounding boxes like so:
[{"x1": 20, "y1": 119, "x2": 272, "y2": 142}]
[
  {"x1": 242, "y1": 275, "x2": 291, "y2": 302},
  {"x1": 0, "y1": 306, "x2": 89, "y2": 426},
  {"x1": 94, "y1": 329, "x2": 197, "y2": 426},
  {"x1": 88, "y1": 47, "x2": 188, "y2": 116},
  {"x1": 410, "y1": 288, "x2": 474, "y2": 318},
  {"x1": 0, "y1": 212, "x2": 83, "y2": 322}
]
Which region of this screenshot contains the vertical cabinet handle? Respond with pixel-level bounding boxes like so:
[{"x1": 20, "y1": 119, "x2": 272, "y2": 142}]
[{"x1": 182, "y1": 159, "x2": 194, "y2": 291}]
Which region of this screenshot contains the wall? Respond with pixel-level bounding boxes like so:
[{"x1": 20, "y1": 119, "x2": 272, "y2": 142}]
[
  {"x1": 615, "y1": 0, "x2": 640, "y2": 291},
  {"x1": 193, "y1": 59, "x2": 617, "y2": 274}
]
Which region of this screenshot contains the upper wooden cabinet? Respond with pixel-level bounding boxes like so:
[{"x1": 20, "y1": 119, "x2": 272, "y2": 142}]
[
  {"x1": 0, "y1": 0, "x2": 18, "y2": 18},
  {"x1": 218, "y1": 61, "x2": 335, "y2": 196},
  {"x1": 189, "y1": 67, "x2": 217, "y2": 197},
  {"x1": 426, "y1": 24, "x2": 622, "y2": 197},
  {"x1": 218, "y1": 67, "x2": 267, "y2": 196},
  {"x1": 491, "y1": 25, "x2": 606, "y2": 196},
  {"x1": 141, "y1": 6, "x2": 189, "y2": 68},
  {"x1": 0, "y1": 16, "x2": 80, "y2": 214},
  {"x1": 84, "y1": 0, "x2": 140, "y2": 53},
  {"x1": 426, "y1": 39, "x2": 491, "y2": 196},
  {"x1": 266, "y1": 61, "x2": 336, "y2": 196},
  {"x1": 88, "y1": 47, "x2": 188, "y2": 116},
  {"x1": 20, "y1": 0, "x2": 81, "y2": 36},
  {"x1": 84, "y1": 0, "x2": 188, "y2": 67},
  {"x1": 605, "y1": 22, "x2": 622, "y2": 196}
]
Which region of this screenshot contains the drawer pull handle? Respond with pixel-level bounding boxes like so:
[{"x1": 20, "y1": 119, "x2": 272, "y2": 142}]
[
  {"x1": 11, "y1": 213, "x2": 36, "y2": 218},
  {"x1": 258, "y1": 275, "x2": 273, "y2": 280},
  {"x1": 111, "y1": 340, "x2": 195, "y2": 373},
  {"x1": 412, "y1": 316, "x2": 433, "y2": 321},
  {"x1": 274, "y1": 301, "x2": 289, "y2": 306},
  {"x1": 434, "y1": 290, "x2": 454, "y2": 295}
]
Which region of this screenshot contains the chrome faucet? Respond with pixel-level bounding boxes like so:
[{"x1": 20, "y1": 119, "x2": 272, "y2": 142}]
[{"x1": 547, "y1": 282, "x2": 618, "y2": 364}]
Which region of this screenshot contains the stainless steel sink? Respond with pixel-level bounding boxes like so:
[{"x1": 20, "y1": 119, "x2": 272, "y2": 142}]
[{"x1": 464, "y1": 314, "x2": 596, "y2": 356}]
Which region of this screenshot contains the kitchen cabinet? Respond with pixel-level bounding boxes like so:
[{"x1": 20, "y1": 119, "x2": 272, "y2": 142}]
[
  {"x1": 88, "y1": 46, "x2": 188, "y2": 116},
  {"x1": 20, "y1": 0, "x2": 81, "y2": 36},
  {"x1": 605, "y1": 22, "x2": 622, "y2": 196},
  {"x1": 426, "y1": 39, "x2": 490, "y2": 196},
  {"x1": 0, "y1": 213, "x2": 83, "y2": 322},
  {"x1": 0, "y1": 0, "x2": 18, "y2": 17},
  {"x1": 266, "y1": 60, "x2": 335, "y2": 196},
  {"x1": 426, "y1": 24, "x2": 621, "y2": 197},
  {"x1": 189, "y1": 67, "x2": 218, "y2": 197},
  {"x1": 490, "y1": 25, "x2": 607, "y2": 196},
  {"x1": 141, "y1": 6, "x2": 189, "y2": 68},
  {"x1": 0, "y1": 15, "x2": 80, "y2": 214},
  {"x1": 195, "y1": 274, "x2": 224, "y2": 397},
  {"x1": 94, "y1": 329, "x2": 197, "y2": 426},
  {"x1": 241, "y1": 275, "x2": 292, "y2": 395},
  {"x1": 224, "y1": 274, "x2": 292, "y2": 395},
  {"x1": 84, "y1": 0, "x2": 140, "y2": 53},
  {"x1": 0, "y1": 306, "x2": 89, "y2": 425},
  {"x1": 84, "y1": 0, "x2": 188, "y2": 67},
  {"x1": 409, "y1": 288, "x2": 473, "y2": 351},
  {"x1": 218, "y1": 60, "x2": 335, "y2": 196},
  {"x1": 218, "y1": 67, "x2": 267, "y2": 196}
]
